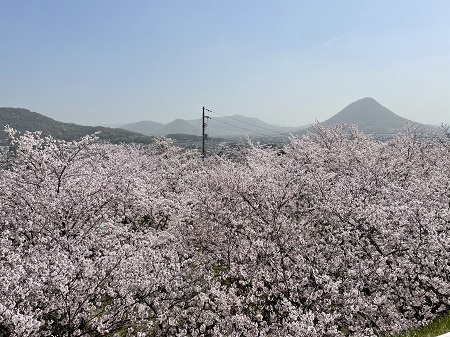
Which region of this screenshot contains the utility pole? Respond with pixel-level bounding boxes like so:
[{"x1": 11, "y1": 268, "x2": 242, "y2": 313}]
[{"x1": 202, "y1": 107, "x2": 210, "y2": 157}]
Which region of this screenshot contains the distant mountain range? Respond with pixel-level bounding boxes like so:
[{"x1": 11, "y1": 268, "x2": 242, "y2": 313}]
[
  {"x1": 120, "y1": 98, "x2": 435, "y2": 138},
  {"x1": 0, "y1": 108, "x2": 154, "y2": 144},
  {"x1": 120, "y1": 115, "x2": 304, "y2": 137},
  {"x1": 0, "y1": 98, "x2": 437, "y2": 145}
]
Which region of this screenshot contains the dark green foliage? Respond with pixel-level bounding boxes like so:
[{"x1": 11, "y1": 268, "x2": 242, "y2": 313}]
[
  {"x1": 393, "y1": 312, "x2": 450, "y2": 337},
  {"x1": 0, "y1": 107, "x2": 154, "y2": 144}
]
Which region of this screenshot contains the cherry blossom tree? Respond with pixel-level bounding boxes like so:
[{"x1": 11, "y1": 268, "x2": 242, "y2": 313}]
[
  {"x1": 0, "y1": 124, "x2": 448, "y2": 336},
  {"x1": 0, "y1": 129, "x2": 182, "y2": 336}
]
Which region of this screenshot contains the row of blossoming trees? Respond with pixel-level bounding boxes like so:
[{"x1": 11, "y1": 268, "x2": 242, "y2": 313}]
[{"x1": 0, "y1": 124, "x2": 449, "y2": 337}]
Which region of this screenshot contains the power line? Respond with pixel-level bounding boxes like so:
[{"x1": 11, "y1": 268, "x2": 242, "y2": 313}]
[
  {"x1": 192, "y1": 118, "x2": 202, "y2": 137},
  {"x1": 201, "y1": 106, "x2": 288, "y2": 158},
  {"x1": 204, "y1": 108, "x2": 288, "y2": 136},
  {"x1": 209, "y1": 117, "x2": 283, "y2": 139}
]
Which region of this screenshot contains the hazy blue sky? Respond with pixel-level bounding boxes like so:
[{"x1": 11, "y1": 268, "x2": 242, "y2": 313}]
[{"x1": 1, "y1": 0, "x2": 449, "y2": 126}]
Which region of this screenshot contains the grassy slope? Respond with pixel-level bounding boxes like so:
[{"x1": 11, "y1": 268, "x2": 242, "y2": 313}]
[{"x1": 394, "y1": 313, "x2": 450, "y2": 337}]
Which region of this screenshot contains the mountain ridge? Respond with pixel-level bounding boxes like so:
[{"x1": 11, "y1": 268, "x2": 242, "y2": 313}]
[
  {"x1": 1, "y1": 98, "x2": 437, "y2": 144},
  {"x1": 121, "y1": 115, "x2": 304, "y2": 137},
  {"x1": 120, "y1": 98, "x2": 433, "y2": 137}
]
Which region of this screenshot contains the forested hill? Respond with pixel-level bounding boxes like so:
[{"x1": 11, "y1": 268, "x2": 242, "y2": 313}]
[{"x1": 0, "y1": 107, "x2": 154, "y2": 144}]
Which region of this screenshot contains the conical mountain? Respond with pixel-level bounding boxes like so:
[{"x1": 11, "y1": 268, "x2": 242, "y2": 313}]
[
  {"x1": 157, "y1": 119, "x2": 197, "y2": 136},
  {"x1": 120, "y1": 120, "x2": 164, "y2": 135},
  {"x1": 322, "y1": 97, "x2": 422, "y2": 134}
]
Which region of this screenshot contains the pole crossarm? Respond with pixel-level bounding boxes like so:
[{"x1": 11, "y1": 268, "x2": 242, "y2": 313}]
[{"x1": 202, "y1": 106, "x2": 210, "y2": 157}]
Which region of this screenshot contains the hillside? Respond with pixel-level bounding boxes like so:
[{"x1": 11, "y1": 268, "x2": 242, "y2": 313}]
[
  {"x1": 120, "y1": 120, "x2": 164, "y2": 135},
  {"x1": 160, "y1": 119, "x2": 198, "y2": 135},
  {"x1": 0, "y1": 107, "x2": 154, "y2": 144}
]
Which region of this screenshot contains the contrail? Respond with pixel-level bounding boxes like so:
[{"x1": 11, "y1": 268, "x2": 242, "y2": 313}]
[
  {"x1": 299, "y1": 0, "x2": 435, "y2": 57},
  {"x1": 299, "y1": 25, "x2": 367, "y2": 58}
]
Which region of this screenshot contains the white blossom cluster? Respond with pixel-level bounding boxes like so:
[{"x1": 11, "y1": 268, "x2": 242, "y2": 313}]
[{"x1": 0, "y1": 124, "x2": 448, "y2": 336}]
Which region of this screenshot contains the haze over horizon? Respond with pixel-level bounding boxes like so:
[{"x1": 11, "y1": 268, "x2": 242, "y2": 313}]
[{"x1": 1, "y1": 0, "x2": 449, "y2": 127}]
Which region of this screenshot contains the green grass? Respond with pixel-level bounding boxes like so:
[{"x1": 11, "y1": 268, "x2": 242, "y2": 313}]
[{"x1": 393, "y1": 312, "x2": 450, "y2": 337}]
